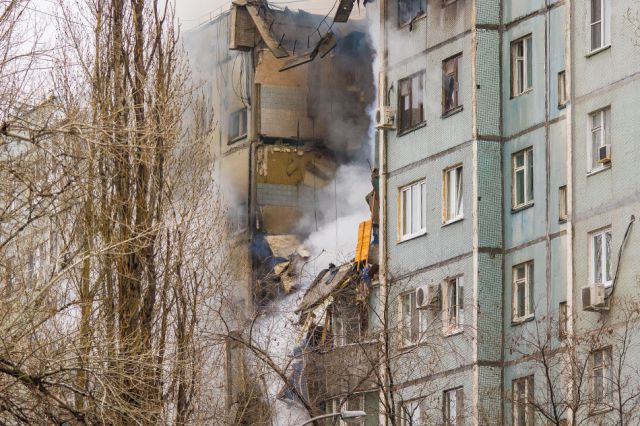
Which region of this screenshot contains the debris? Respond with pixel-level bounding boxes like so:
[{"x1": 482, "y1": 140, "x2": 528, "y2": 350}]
[
  {"x1": 279, "y1": 32, "x2": 337, "y2": 72},
  {"x1": 334, "y1": 0, "x2": 355, "y2": 23}
]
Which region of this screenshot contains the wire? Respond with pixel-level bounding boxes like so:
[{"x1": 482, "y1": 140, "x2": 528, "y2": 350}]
[{"x1": 609, "y1": 214, "x2": 636, "y2": 299}]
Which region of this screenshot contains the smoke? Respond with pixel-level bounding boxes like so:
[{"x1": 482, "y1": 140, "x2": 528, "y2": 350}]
[{"x1": 298, "y1": 5, "x2": 380, "y2": 272}]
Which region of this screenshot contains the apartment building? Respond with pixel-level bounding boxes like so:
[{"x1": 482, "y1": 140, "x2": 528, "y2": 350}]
[
  {"x1": 191, "y1": 0, "x2": 640, "y2": 423},
  {"x1": 376, "y1": 0, "x2": 640, "y2": 424}
]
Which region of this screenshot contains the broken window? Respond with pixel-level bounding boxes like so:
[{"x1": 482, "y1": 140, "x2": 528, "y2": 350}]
[
  {"x1": 443, "y1": 165, "x2": 463, "y2": 223},
  {"x1": 229, "y1": 107, "x2": 247, "y2": 142},
  {"x1": 399, "y1": 179, "x2": 426, "y2": 240},
  {"x1": 398, "y1": 71, "x2": 425, "y2": 133},
  {"x1": 398, "y1": 0, "x2": 426, "y2": 27},
  {"x1": 592, "y1": 347, "x2": 612, "y2": 409},
  {"x1": 590, "y1": 0, "x2": 610, "y2": 52},
  {"x1": 512, "y1": 376, "x2": 534, "y2": 426},
  {"x1": 443, "y1": 276, "x2": 463, "y2": 335},
  {"x1": 590, "y1": 227, "x2": 612, "y2": 287},
  {"x1": 400, "y1": 291, "x2": 424, "y2": 346},
  {"x1": 511, "y1": 35, "x2": 532, "y2": 97},
  {"x1": 558, "y1": 70, "x2": 567, "y2": 108},
  {"x1": 512, "y1": 147, "x2": 534, "y2": 209},
  {"x1": 442, "y1": 54, "x2": 461, "y2": 115},
  {"x1": 588, "y1": 106, "x2": 611, "y2": 171},
  {"x1": 443, "y1": 387, "x2": 464, "y2": 426},
  {"x1": 512, "y1": 261, "x2": 534, "y2": 322}
]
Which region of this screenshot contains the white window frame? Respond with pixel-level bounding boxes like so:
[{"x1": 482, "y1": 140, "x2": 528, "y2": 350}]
[
  {"x1": 589, "y1": 227, "x2": 612, "y2": 288},
  {"x1": 513, "y1": 376, "x2": 534, "y2": 426},
  {"x1": 587, "y1": 107, "x2": 611, "y2": 173},
  {"x1": 588, "y1": 0, "x2": 611, "y2": 53},
  {"x1": 512, "y1": 147, "x2": 534, "y2": 209},
  {"x1": 591, "y1": 347, "x2": 612, "y2": 410},
  {"x1": 400, "y1": 291, "x2": 424, "y2": 347},
  {"x1": 229, "y1": 107, "x2": 248, "y2": 142},
  {"x1": 399, "y1": 180, "x2": 427, "y2": 241},
  {"x1": 512, "y1": 261, "x2": 534, "y2": 322},
  {"x1": 511, "y1": 35, "x2": 533, "y2": 97},
  {"x1": 558, "y1": 70, "x2": 567, "y2": 107},
  {"x1": 442, "y1": 276, "x2": 464, "y2": 335},
  {"x1": 443, "y1": 387, "x2": 464, "y2": 426},
  {"x1": 443, "y1": 165, "x2": 463, "y2": 224},
  {"x1": 400, "y1": 398, "x2": 426, "y2": 426}
]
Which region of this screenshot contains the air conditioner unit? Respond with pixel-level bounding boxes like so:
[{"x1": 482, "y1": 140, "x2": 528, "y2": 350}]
[
  {"x1": 416, "y1": 284, "x2": 441, "y2": 310},
  {"x1": 375, "y1": 106, "x2": 395, "y2": 129},
  {"x1": 582, "y1": 283, "x2": 609, "y2": 311},
  {"x1": 597, "y1": 144, "x2": 611, "y2": 164}
]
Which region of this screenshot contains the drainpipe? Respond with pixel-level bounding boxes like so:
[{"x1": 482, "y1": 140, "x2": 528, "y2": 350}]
[
  {"x1": 564, "y1": 0, "x2": 576, "y2": 424},
  {"x1": 377, "y1": 0, "x2": 390, "y2": 424}
]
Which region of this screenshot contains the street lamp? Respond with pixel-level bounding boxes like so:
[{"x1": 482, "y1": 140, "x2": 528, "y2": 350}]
[{"x1": 296, "y1": 410, "x2": 367, "y2": 426}]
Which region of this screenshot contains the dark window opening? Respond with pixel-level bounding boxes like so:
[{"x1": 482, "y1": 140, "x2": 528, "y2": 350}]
[{"x1": 398, "y1": 71, "x2": 425, "y2": 133}]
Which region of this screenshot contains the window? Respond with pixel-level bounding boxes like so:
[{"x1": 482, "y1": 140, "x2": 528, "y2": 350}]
[
  {"x1": 400, "y1": 291, "x2": 426, "y2": 346},
  {"x1": 332, "y1": 310, "x2": 361, "y2": 347},
  {"x1": 512, "y1": 148, "x2": 534, "y2": 209},
  {"x1": 398, "y1": 72, "x2": 425, "y2": 133},
  {"x1": 559, "y1": 302, "x2": 568, "y2": 340},
  {"x1": 229, "y1": 108, "x2": 247, "y2": 142},
  {"x1": 590, "y1": 228, "x2": 612, "y2": 287},
  {"x1": 399, "y1": 180, "x2": 426, "y2": 240},
  {"x1": 558, "y1": 71, "x2": 567, "y2": 107},
  {"x1": 443, "y1": 388, "x2": 464, "y2": 426},
  {"x1": 443, "y1": 277, "x2": 463, "y2": 334},
  {"x1": 512, "y1": 261, "x2": 534, "y2": 322},
  {"x1": 398, "y1": 0, "x2": 426, "y2": 27},
  {"x1": 589, "y1": 0, "x2": 611, "y2": 52},
  {"x1": 400, "y1": 399, "x2": 426, "y2": 426},
  {"x1": 442, "y1": 54, "x2": 461, "y2": 115},
  {"x1": 334, "y1": 392, "x2": 379, "y2": 426},
  {"x1": 592, "y1": 347, "x2": 612, "y2": 409},
  {"x1": 559, "y1": 185, "x2": 568, "y2": 222},
  {"x1": 512, "y1": 376, "x2": 534, "y2": 426},
  {"x1": 443, "y1": 165, "x2": 463, "y2": 223},
  {"x1": 511, "y1": 35, "x2": 533, "y2": 97},
  {"x1": 588, "y1": 107, "x2": 611, "y2": 171}
]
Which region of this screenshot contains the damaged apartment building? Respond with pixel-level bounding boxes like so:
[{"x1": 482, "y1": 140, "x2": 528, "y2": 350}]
[
  {"x1": 189, "y1": 0, "x2": 640, "y2": 424},
  {"x1": 185, "y1": 1, "x2": 380, "y2": 424}
]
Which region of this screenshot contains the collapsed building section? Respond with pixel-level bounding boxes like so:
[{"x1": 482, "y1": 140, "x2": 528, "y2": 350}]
[{"x1": 185, "y1": 1, "x2": 377, "y2": 423}]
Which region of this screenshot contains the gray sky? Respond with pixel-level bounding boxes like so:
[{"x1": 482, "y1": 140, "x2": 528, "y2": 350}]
[{"x1": 176, "y1": 0, "x2": 337, "y2": 30}]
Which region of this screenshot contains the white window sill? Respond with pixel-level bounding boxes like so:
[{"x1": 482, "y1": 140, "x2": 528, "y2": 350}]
[
  {"x1": 228, "y1": 134, "x2": 247, "y2": 144},
  {"x1": 444, "y1": 328, "x2": 464, "y2": 337},
  {"x1": 511, "y1": 88, "x2": 532, "y2": 99},
  {"x1": 511, "y1": 201, "x2": 534, "y2": 214},
  {"x1": 587, "y1": 164, "x2": 611, "y2": 177},
  {"x1": 398, "y1": 231, "x2": 427, "y2": 244},
  {"x1": 512, "y1": 314, "x2": 534, "y2": 326},
  {"x1": 586, "y1": 44, "x2": 611, "y2": 58},
  {"x1": 442, "y1": 216, "x2": 464, "y2": 227}
]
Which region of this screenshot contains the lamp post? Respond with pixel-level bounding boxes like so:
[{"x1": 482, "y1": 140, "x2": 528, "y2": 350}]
[{"x1": 296, "y1": 410, "x2": 367, "y2": 426}]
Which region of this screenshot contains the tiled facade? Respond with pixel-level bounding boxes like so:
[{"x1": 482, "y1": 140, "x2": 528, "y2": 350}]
[{"x1": 378, "y1": 0, "x2": 640, "y2": 424}]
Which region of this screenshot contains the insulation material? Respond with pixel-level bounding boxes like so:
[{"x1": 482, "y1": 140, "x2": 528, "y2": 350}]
[{"x1": 354, "y1": 219, "x2": 372, "y2": 263}]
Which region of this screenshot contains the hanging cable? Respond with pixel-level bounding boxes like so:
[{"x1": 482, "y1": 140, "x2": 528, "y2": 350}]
[{"x1": 609, "y1": 214, "x2": 636, "y2": 299}]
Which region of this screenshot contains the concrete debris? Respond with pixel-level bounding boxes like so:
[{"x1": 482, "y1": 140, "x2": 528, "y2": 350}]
[{"x1": 333, "y1": 0, "x2": 355, "y2": 23}]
